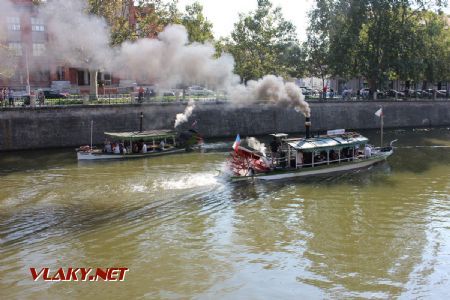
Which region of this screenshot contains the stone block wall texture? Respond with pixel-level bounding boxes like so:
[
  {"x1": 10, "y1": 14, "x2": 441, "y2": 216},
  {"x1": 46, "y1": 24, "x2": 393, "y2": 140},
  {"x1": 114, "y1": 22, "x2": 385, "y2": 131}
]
[{"x1": 0, "y1": 101, "x2": 449, "y2": 151}]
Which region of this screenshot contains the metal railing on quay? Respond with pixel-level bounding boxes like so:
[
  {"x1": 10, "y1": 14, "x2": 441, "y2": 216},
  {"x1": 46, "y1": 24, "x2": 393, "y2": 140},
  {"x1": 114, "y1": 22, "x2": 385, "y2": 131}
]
[{"x1": 1, "y1": 93, "x2": 449, "y2": 110}]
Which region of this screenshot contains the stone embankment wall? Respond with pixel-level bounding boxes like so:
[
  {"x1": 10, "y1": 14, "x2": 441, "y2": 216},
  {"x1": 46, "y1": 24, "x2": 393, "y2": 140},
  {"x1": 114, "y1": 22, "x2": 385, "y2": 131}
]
[{"x1": 1, "y1": 100, "x2": 449, "y2": 151}]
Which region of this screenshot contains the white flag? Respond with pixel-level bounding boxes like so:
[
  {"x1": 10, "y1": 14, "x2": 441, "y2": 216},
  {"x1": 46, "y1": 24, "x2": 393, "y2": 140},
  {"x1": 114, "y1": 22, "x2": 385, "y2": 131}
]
[{"x1": 375, "y1": 108, "x2": 383, "y2": 117}]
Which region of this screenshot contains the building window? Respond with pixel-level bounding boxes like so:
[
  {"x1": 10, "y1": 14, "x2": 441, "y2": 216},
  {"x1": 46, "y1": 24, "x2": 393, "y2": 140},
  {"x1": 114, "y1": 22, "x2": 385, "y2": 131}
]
[
  {"x1": 31, "y1": 17, "x2": 45, "y2": 32},
  {"x1": 9, "y1": 42, "x2": 22, "y2": 56},
  {"x1": 7, "y1": 17, "x2": 21, "y2": 31},
  {"x1": 32, "y1": 43, "x2": 46, "y2": 56},
  {"x1": 57, "y1": 66, "x2": 65, "y2": 80}
]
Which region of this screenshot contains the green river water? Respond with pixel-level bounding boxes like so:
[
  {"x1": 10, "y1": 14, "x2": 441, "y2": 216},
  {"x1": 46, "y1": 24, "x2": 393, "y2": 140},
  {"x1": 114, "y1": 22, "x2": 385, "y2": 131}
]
[{"x1": 0, "y1": 128, "x2": 449, "y2": 299}]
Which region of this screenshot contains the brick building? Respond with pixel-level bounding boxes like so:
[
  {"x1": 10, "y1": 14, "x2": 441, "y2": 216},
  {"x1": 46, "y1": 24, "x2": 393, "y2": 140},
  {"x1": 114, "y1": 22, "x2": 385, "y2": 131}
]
[{"x1": 0, "y1": 0, "x2": 124, "y2": 93}]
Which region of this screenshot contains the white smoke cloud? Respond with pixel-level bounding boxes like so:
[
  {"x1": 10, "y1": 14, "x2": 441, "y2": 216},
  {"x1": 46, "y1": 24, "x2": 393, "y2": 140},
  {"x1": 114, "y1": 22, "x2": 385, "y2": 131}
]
[
  {"x1": 115, "y1": 24, "x2": 238, "y2": 90},
  {"x1": 174, "y1": 100, "x2": 195, "y2": 128},
  {"x1": 40, "y1": 0, "x2": 112, "y2": 69},
  {"x1": 0, "y1": 0, "x2": 20, "y2": 77},
  {"x1": 246, "y1": 137, "x2": 267, "y2": 156},
  {"x1": 0, "y1": 0, "x2": 311, "y2": 120},
  {"x1": 229, "y1": 75, "x2": 310, "y2": 117}
]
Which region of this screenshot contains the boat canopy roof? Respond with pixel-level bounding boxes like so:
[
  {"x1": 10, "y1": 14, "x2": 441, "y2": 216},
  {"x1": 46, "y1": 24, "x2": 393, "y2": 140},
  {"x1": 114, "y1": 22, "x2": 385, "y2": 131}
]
[
  {"x1": 287, "y1": 133, "x2": 368, "y2": 152},
  {"x1": 270, "y1": 133, "x2": 289, "y2": 139},
  {"x1": 104, "y1": 130, "x2": 176, "y2": 141}
]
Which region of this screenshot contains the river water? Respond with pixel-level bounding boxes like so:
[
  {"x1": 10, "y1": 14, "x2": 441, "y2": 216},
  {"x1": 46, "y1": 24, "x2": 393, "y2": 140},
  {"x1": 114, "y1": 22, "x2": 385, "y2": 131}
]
[{"x1": 0, "y1": 128, "x2": 449, "y2": 299}]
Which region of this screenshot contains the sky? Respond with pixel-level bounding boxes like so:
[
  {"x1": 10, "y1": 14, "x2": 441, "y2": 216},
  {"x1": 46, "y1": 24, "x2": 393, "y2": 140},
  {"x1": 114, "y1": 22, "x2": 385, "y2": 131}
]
[{"x1": 176, "y1": 0, "x2": 315, "y2": 41}]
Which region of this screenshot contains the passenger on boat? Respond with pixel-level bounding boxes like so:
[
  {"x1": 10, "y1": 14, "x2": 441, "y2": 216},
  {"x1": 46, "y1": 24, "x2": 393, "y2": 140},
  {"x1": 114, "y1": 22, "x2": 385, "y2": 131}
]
[
  {"x1": 296, "y1": 151, "x2": 303, "y2": 168},
  {"x1": 270, "y1": 137, "x2": 281, "y2": 164},
  {"x1": 104, "y1": 140, "x2": 112, "y2": 153},
  {"x1": 159, "y1": 140, "x2": 165, "y2": 151},
  {"x1": 142, "y1": 143, "x2": 148, "y2": 153},
  {"x1": 133, "y1": 143, "x2": 139, "y2": 153},
  {"x1": 364, "y1": 145, "x2": 372, "y2": 158},
  {"x1": 113, "y1": 143, "x2": 120, "y2": 154}
]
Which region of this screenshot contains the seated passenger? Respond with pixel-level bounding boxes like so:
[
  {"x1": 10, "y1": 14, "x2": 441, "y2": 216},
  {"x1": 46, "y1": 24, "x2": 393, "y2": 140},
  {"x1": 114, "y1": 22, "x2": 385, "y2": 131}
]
[
  {"x1": 159, "y1": 140, "x2": 165, "y2": 151},
  {"x1": 364, "y1": 145, "x2": 372, "y2": 158},
  {"x1": 104, "y1": 140, "x2": 112, "y2": 153},
  {"x1": 113, "y1": 144, "x2": 120, "y2": 154}
]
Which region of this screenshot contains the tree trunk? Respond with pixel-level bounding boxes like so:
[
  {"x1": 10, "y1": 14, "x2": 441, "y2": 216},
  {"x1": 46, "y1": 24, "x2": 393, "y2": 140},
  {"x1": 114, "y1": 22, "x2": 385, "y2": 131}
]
[
  {"x1": 89, "y1": 70, "x2": 98, "y2": 100},
  {"x1": 368, "y1": 78, "x2": 377, "y2": 100}
]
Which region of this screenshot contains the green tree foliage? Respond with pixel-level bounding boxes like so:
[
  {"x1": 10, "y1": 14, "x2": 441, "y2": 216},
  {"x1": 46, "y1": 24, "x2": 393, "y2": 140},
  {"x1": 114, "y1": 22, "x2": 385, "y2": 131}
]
[
  {"x1": 223, "y1": 0, "x2": 304, "y2": 82},
  {"x1": 306, "y1": 0, "x2": 448, "y2": 91},
  {"x1": 87, "y1": 0, "x2": 133, "y2": 46},
  {"x1": 304, "y1": 0, "x2": 334, "y2": 87},
  {"x1": 181, "y1": 2, "x2": 214, "y2": 43},
  {"x1": 135, "y1": 0, "x2": 182, "y2": 38},
  {"x1": 136, "y1": 1, "x2": 214, "y2": 43}
]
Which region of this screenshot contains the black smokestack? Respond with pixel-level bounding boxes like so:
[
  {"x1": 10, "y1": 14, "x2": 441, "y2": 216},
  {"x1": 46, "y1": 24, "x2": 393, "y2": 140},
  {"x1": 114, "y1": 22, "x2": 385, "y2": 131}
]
[{"x1": 305, "y1": 117, "x2": 311, "y2": 139}]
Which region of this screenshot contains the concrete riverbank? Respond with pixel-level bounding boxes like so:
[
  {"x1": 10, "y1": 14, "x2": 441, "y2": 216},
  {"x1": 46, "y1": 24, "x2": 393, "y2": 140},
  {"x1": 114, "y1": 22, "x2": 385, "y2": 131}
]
[{"x1": 1, "y1": 100, "x2": 449, "y2": 151}]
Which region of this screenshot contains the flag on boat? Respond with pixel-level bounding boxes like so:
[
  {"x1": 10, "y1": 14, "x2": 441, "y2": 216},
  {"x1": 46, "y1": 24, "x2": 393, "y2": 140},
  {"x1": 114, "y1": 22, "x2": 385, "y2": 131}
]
[
  {"x1": 232, "y1": 134, "x2": 241, "y2": 152},
  {"x1": 375, "y1": 108, "x2": 383, "y2": 117}
]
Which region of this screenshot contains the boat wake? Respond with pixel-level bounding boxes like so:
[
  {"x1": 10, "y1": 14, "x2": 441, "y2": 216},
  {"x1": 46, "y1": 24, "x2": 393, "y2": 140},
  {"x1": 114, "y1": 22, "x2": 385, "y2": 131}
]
[
  {"x1": 397, "y1": 145, "x2": 450, "y2": 148},
  {"x1": 153, "y1": 172, "x2": 222, "y2": 190}
]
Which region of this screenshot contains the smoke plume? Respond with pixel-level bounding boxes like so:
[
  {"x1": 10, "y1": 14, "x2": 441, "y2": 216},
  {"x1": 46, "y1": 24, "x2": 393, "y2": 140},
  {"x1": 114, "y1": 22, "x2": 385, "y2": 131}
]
[
  {"x1": 246, "y1": 137, "x2": 267, "y2": 156},
  {"x1": 229, "y1": 75, "x2": 310, "y2": 117},
  {"x1": 174, "y1": 100, "x2": 195, "y2": 128},
  {"x1": 116, "y1": 25, "x2": 238, "y2": 90},
  {"x1": 0, "y1": 0, "x2": 19, "y2": 78},
  {"x1": 40, "y1": 0, "x2": 112, "y2": 69},
  {"x1": 0, "y1": 0, "x2": 311, "y2": 120}
]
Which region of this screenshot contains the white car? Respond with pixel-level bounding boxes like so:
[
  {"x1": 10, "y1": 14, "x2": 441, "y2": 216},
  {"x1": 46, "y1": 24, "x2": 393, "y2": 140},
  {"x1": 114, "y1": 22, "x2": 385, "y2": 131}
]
[
  {"x1": 186, "y1": 86, "x2": 214, "y2": 96},
  {"x1": 360, "y1": 88, "x2": 370, "y2": 97}
]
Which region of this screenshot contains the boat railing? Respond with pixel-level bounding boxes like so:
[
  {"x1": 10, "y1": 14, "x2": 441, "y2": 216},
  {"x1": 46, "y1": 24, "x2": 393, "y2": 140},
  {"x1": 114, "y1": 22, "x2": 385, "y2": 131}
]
[{"x1": 295, "y1": 156, "x2": 360, "y2": 168}]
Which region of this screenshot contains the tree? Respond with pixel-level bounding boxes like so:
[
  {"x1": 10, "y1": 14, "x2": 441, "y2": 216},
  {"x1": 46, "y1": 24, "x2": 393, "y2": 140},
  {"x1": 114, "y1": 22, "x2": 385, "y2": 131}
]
[
  {"x1": 224, "y1": 0, "x2": 302, "y2": 82},
  {"x1": 181, "y1": 2, "x2": 214, "y2": 43},
  {"x1": 86, "y1": 0, "x2": 132, "y2": 99},
  {"x1": 306, "y1": 0, "x2": 447, "y2": 95},
  {"x1": 418, "y1": 11, "x2": 450, "y2": 86},
  {"x1": 304, "y1": 0, "x2": 334, "y2": 89},
  {"x1": 135, "y1": 0, "x2": 182, "y2": 38}
]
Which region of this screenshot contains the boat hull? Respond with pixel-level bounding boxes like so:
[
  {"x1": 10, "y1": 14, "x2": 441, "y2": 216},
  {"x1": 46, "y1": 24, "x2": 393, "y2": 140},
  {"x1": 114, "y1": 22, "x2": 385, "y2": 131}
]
[{"x1": 231, "y1": 150, "x2": 392, "y2": 182}]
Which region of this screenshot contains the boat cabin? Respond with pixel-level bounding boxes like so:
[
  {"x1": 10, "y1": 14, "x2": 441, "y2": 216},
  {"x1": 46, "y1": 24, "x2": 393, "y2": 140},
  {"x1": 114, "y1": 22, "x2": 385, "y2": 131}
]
[
  {"x1": 103, "y1": 130, "x2": 177, "y2": 154},
  {"x1": 272, "y1": 131, "x2": 370, "y2": 169}
]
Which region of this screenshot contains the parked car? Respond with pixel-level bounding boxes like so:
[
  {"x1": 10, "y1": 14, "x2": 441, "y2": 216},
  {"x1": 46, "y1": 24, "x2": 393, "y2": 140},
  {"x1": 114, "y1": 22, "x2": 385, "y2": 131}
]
[
  {"x1": 12, "y1": 91, "x2": 31, "y2": 104},
  {"x1": 300, "y1": 87, "x2": 312, "y2": 96},
  {"x1": 437, "y1": 90, "x2": 448, "y2": 97},
  {"x1": 386, "y1": 89, "x2": 405, "y2": 98},
  {"x1": 43, "y1": 90, "x2": 69, "y2": 99},
  {"x1": 359, "y1": 88, "x2": 384, "y2": 98},
  {"x1": 401, "y1": 89, "x2": 415, "y2": 97},
  {"x1": 359, "y1": 88, "x2": 370, "y2": 97},
  {"x1": 341, "y1": 88, "x2": 353, "y2": 100},
  {"x1": 418, "y1": 89, "x2": 432, "y2": 98},
  {"x1": 162, "y1": 91, "x2": 176, "y2": 97},
  {"x1": 186, "y1": 85, "x2": 214, "y2": 96}
]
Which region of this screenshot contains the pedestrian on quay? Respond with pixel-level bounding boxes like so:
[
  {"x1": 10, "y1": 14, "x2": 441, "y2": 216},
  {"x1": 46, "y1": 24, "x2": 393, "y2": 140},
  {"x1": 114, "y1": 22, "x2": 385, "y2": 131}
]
[
  {"x1": 8, "y1": 88, "x2": 14, "y2": 107},
  {"x1": 322, "y1": 85, "x2": 328, "y2": 100},
  {"x1": 0, "y1": 88, "x2": 4, "y2": 107},
  {"x1": 138, "y1": 86, "x2": 144, "y2": 103}
]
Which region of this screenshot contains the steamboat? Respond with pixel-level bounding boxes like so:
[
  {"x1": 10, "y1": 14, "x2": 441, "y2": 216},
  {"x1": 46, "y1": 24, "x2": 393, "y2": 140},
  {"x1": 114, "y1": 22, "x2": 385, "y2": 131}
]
[{"x1": 228, "y1": 117, "x2": 394, "y2": 181}]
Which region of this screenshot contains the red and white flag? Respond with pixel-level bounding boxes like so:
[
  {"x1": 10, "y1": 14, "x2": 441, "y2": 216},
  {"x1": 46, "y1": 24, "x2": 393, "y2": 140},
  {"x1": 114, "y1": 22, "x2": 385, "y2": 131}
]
[{"x1": 375, "y1": 108, "x2": 383, "y2": 117}]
